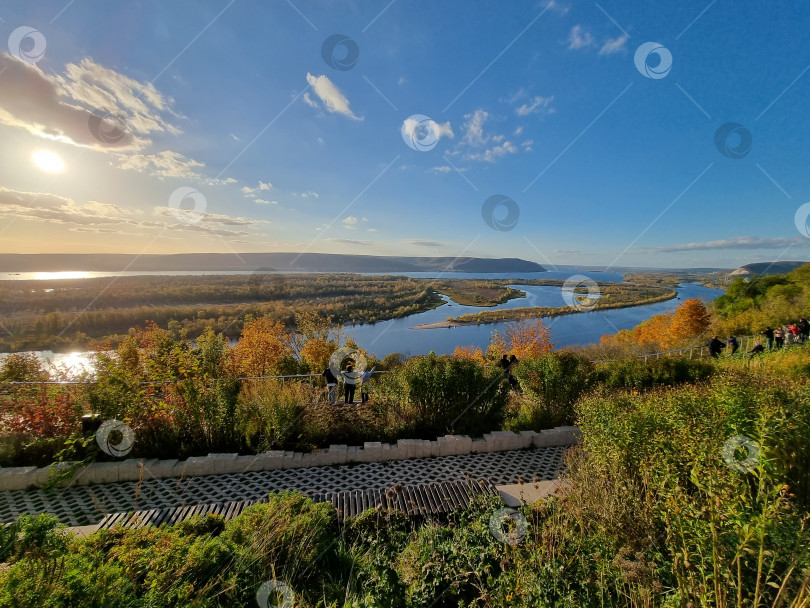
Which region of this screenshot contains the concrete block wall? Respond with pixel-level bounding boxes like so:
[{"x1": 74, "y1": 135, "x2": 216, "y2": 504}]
[{"x1": 0, "y1": 426, "x2": 580, "y2": 491}]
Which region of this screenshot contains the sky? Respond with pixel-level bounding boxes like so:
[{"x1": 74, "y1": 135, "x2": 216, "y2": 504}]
[{"x1": 1, "y1": 0, "x2": 810, "y2": 269}]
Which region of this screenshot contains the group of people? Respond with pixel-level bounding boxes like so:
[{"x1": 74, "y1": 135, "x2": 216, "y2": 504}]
[
  {"x1": 761, "y1": 319, "x2": 809, "y2": 349},
  {"x1": 322, "y1": 362, "x2": 374, "y2": 405},
  {"x1": 707, "y1": 318, "x2": 809, "y2": 358}
]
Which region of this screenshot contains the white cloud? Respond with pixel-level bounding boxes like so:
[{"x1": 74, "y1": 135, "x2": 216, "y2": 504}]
[
  {"x1": 300, "y1": 191, "x2": 319, "y2": 199},
  {"x1": 242, "y1": 181, "x2": 273, "y2": 196},
  {"x1": 543, "y1": 0, "x2": 570, "y2": 15},
  {"x1": 638, "y1": 236, "x2": 810, "y2": 253},
  {"x1": 514, "y1": 126, "x2": 524, "y2": 136},
  {"x1": 342, "y1": 216, "x2": 367, "y2": 229},
  {"x1": 0, "y1": 186, "x2": 260, "y2": 238},
  {"x1": 253, "y1": 199, "x2": 278, "y2": 205},
  {"x1": 430, "y1": 166, "x2": 453, "y2": 173},
  {"x1": 230, "y1": 133, "x2": 240, "y2": 141},
  {"x1": 401, "y1": 116, "x2": 453, "y2": 147},
  {"x1": 467, "y1": 141, "x2": 518, "y2": 163},
  {"x1": 599, "y1": 34, "x2": 629, "y2": 55},
  {"x1": 0, "y1": 54, "x2": 152, "y2": 150},
  {"x1": 329, "y1": 238, "x2": 372, "y2": 245},
  {"x1": 117, "y1": 150, "x2": 234, "y2": 185},
  {"x1": 407, "y1": 239, "x2": 445, "y2": 247},
  {"x1": 521, "y1": 139, "x2": 534, "y2": 152},
  {"x1": 515, "y1": 95, "x2": 554, "y2": 116},
  {"x1": 367, "y1": 228, "x2": 378, "y2": 232},
  {"x1": 305, "y1": 73, "x2": 362, "y2": 120},
  {"x1": 567, "y1": 25, "x2": 593, "y2": 49},
  {"x1": 463, "y1": 109, "x2": 489, "y2": 146}
]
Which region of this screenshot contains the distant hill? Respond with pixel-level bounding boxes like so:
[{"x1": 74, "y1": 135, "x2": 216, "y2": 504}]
[
  {"x1": 0, "y1": 253, "x2": 546, "y2": 274},
  {"x1": 728, "y1": 261, "x2": 809, "y2": 277}
]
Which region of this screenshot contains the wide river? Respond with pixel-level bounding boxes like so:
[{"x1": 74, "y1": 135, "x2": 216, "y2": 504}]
[{"x1": 3, "y1": 271, "x2": 724, "y2": 372}]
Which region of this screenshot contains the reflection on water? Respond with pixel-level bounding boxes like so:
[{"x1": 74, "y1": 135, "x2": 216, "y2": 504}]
[
  {"x1": 31, "y1": 271, "x2": 93, "y2": 281},
  {"x1": 0, "y1": 350, "x2": 98, "y2": 376}
]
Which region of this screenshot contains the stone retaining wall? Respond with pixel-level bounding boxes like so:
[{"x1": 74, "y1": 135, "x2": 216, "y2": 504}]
[{"x1": 0, "y1": 426, "x2": 581, "y2": 491}]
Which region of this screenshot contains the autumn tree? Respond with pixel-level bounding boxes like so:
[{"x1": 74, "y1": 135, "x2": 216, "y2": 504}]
[
  {"x1": 228, "y1": 316, "x2": 292, "y2": 377},
  {"x1": 300, "y1": 337, "x2": 337, "y2": 371},
  {"x1": 451, "y1": 345, "x2": 485, "y2": 364},
  {"x1": 667, "y1": 298, "x2": 712, "y2": 345},
  {"x1": 488, "y1": 318, "x2": 554, "y2": 360}
]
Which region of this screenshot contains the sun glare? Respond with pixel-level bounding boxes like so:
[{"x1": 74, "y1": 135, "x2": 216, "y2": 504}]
[{"x1": 32, "y1": 150, "x2": 64, "y2": 173}]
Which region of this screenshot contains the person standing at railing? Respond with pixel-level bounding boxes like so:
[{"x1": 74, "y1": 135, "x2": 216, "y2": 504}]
[
  {"x1": 786, "y1": 324, "x2": 797, "y2": 346},
  {"x1": 727, "y1": 335, "x2": 739, "y2": 356},
  {"x1": 799, "y1": 318, "x2": 809, "y2": 343},
  {"x1": 343, "y1": 361, "x2": 356, "y2": 405},
  {"x1": 322, "y1": 367, "x2": 338, "y2": 405},
  {"x1": 507, "y1": 355, "x2": 519, "y2": 390},
  {"x1": 708, "y1": 336, "x2": 725, "y2": 358},
  {"x1": 762, "y1": 326, "x2": 775, "y2": 350},
  {"x1": 360, "y1": 367, "x2": 374, "y2": 403},
  {"x1": 774, "y1": 326, "x2": 784, "y2": 349}
]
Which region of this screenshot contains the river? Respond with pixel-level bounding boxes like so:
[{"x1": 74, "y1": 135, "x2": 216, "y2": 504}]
[{"x1": 4, "y1": 272, "x2": 723, "y2": 371}]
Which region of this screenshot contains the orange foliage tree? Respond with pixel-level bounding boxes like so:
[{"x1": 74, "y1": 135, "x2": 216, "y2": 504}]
[
  {"x1": 228, "y1": 316, "x2": 292, "y2": 377},
  {"x1": 667, "y1": 298, "x2": 712, "y2": 345},
  {"x1": 488, "y1": 318, "x2": 554, "y2": 360},
  {"x1": 451, "y1": 345, "x2": 485, "y2": 364},
  {"x1": 602, "y1": 298, "x2": 712, "y2": 351},
  {"x1": 633, "y1": 311, "x2": 674, "y2": 348}
]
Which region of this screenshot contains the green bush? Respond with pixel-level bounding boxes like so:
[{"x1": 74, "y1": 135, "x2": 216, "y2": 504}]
[
  {"x1": 0, "y1": 492, "x2": 341, "y2": 608},
  {"x1": 575, "y1": 373, "x2": 810, "y2": 604},
  {"x1": 594, "y1": 356, "x2": 715, "y2": 389},
  {"x1": 510, "y1": 352, "x2": 595, "y2": 429},
  {"x1": 397, "y1": 353, "x2": 509, "y2": 436},
  {"x1": 236, "y1": 379, "x2": 309, "y2": 450}
]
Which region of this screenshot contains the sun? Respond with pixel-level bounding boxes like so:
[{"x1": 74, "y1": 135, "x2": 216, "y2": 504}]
[{"x1": 32, "y1": 150, "x2": 64, "y2": 173}]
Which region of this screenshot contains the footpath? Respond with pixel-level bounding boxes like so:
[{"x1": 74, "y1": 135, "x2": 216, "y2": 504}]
[{"x1": 0, "y1": 428, "x2": 578, "y2": 528}]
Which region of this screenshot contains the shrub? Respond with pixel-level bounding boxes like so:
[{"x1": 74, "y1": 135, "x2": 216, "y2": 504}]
[
  {"x1": 594, "y1": 356, "x2": 715, "y2": 390},
  {"x1": 575, "y1": 373, "x2": 810, "y2": 604},
  {"x1": 397, "y1": 353, "x2": 509, "y2": 436},
  {"x1": 236, "y1": 378, "x2": 310, "y2": 451},
  {"x1": 510, "y1": 351, "x2": 595, "y2": 429}
]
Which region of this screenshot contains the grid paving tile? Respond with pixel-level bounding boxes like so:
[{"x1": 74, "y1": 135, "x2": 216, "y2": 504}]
[{"x1": 0, "y1": 447, "x2": 565, "y2": 526}]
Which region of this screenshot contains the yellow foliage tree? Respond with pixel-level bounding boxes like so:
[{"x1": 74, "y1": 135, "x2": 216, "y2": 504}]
[
  {"x1": 300, "y1": 337, "x2": 337, "y2": 371},
  {"x1": 228, "y1": 317, "x2": 292, "y2": 377}
]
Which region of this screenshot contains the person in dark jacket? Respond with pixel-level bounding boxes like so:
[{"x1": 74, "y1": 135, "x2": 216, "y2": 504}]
[
  {"x1": 763, "y1": 326, "x2": 775, "y2": 350},
  {"x1": 708, "y1": 336, "x2": 725, "y2": 358},
  {"x1": 749, "y1": 343, "x2": 765, "y2": 355},
  {"x1": 322, "y1": 367, "x2": 337, "y2": 405},
  {"x1": 727, "y1": 335, "x2": 739, "y2": 355},
  {"x1": 507, "y1": 354, "x2": 519, "y2": 390},
  {"x1": 343, "y1": 362, "x2": 356, "y2": 405},
  {"x1": 799, "y1": 318, "x2": 810, "y2": 343}
]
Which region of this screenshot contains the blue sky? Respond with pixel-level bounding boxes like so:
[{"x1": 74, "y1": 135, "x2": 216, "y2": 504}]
[{"x1": 1, "y1": 0, "x2": 810, "y2": 269}]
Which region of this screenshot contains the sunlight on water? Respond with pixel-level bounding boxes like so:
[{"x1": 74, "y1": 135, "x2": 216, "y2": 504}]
[{"x1": 32, "y1": 271, "x2": 93, "y2": 281}]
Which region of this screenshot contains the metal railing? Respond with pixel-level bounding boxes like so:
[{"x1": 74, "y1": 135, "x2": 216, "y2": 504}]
[
  {"x1": 590, "y1": 334, "x2": 763, "y2": 364},
  {"x1": 1, "y1": 370, "x2": 392, "y2": 386}
]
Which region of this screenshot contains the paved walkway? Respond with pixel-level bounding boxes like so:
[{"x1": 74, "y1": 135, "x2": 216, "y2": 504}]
[{"x1": 0, "y1": 447, "x2": 565, "y2": 526}]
